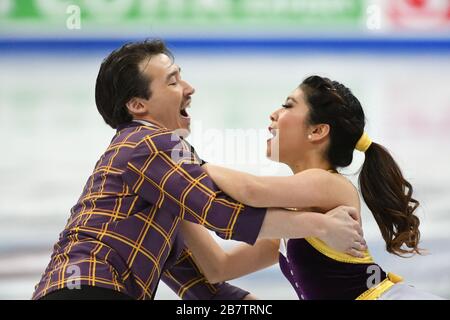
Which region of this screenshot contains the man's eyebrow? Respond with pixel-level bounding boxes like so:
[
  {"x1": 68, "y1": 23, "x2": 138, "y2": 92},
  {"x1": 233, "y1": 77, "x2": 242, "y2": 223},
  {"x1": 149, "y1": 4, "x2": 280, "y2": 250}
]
[{"x1": 165, "y1": 67, "x2": 181, "y2": 82}]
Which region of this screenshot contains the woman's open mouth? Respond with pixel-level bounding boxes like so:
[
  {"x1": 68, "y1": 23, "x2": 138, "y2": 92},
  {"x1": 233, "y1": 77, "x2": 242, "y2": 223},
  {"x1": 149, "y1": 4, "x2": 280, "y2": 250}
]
[{"x1": 267, "y1": 127, "x2": 277, "y2": 141}]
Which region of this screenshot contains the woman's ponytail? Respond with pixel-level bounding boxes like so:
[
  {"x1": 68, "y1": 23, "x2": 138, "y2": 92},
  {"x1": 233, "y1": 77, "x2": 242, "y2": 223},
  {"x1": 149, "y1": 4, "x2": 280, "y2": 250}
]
[
  {"x1": 359, "y1": 142, "x2": 422, "y2": 257},
  {"x1": 300, "y1": 75, "x2": 423, "y2": 257}
]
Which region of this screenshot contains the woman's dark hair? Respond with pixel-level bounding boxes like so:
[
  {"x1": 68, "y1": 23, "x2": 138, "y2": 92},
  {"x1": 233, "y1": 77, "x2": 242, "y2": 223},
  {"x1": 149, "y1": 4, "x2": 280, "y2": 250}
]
[
  {"x1": 95, "y1": 39, "x2": 173, "y2": 129},
  {"x1": 300, "y1": 75, "x2": 421, "y2": 257}
]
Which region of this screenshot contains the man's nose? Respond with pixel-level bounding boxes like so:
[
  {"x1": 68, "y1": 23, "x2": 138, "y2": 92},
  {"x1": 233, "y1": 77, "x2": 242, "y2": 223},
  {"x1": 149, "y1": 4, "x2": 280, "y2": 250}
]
[{"x1": 183, "y1": 80, "x2": 195, "y2": 96}]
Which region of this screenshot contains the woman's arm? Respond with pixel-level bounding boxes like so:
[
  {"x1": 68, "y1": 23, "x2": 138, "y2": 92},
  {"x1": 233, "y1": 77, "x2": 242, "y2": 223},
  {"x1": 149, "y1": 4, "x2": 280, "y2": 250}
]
[
  {"x1": 180, "y1": 221, "x2": 279, "y2": 284},
  {"x1": 203, "y1": 164, "x2": 357, "y2": 211}
]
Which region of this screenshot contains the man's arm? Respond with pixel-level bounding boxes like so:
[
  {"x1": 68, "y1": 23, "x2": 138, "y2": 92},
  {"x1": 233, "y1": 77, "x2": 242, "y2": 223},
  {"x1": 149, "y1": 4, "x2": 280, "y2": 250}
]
[
  {"x1": 123, "y1": 130, "x2": 365, "y2": 253},
  {"x1": 260, "y1": 206, "x2": 366, "y2": 256},
  {"x1": 122, "y1": 130, "x2": 265, "y2": 245},
  {"x1": 160, "y1": 247, "x2": 251, "y2": 300}
]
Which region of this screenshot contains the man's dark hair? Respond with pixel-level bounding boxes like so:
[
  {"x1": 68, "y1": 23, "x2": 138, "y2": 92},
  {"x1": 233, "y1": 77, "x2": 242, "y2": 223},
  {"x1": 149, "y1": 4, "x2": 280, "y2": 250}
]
[{"x1": 95, "y1": 39, "x2": 173, "y2": 129}]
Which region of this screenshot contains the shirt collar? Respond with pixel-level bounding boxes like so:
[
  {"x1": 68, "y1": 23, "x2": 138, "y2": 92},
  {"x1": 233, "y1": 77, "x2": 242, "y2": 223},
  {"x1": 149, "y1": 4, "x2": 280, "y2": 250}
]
[
  {"x1": 116, "y1": 119, "x2": 163, "y2": 132},
  {"x1": 132, "y1": 119, "x2": 162, "y2": 128}
]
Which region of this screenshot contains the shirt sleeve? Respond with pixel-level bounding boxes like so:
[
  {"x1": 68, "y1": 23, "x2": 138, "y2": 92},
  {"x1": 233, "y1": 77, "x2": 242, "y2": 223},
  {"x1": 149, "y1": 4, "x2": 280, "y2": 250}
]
[
  {"x1": 122, "y1": 130, "x2": 266, "y2": 245},
  {"x1": 160, "y1": 248, "x2": 250, "y2": 300}
]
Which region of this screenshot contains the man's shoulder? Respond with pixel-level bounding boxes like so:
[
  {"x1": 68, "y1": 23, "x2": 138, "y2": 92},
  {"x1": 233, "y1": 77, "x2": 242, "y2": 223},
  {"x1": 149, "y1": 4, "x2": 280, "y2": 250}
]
[{"x1": 115, "y1": 123, "x2": 182, "y2": 150}]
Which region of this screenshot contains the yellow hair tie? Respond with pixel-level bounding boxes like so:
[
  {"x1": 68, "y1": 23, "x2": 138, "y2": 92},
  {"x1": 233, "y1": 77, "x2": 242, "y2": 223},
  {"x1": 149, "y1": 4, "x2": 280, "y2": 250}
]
[{"x1": 355, "y1": 132, "x2": 372, "y2": 152}]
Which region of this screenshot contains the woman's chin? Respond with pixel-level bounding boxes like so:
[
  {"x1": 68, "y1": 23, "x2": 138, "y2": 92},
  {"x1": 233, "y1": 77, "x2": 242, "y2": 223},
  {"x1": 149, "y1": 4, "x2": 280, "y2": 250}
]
[
  {"x1": 266, "y1": 140, "x2": 271, "y2": 158},
  {"x1": 266, "y1": 148, "x2": 280, "y2": 162},
  {"x1": 266, "y1": 139, "x2": 281, "y2": 162}
]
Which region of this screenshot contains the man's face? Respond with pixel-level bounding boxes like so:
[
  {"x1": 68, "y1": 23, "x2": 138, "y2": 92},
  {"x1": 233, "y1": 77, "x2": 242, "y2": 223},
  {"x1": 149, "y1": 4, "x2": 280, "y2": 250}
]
[{"x1": 137, "y1": 53, "x2": 195, "y2": 134}]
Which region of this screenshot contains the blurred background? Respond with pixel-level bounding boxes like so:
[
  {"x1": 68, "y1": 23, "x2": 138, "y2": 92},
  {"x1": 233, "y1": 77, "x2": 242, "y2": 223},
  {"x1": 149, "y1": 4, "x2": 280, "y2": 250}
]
[{"x1": 0, "y1": 0, "x2": 449, "y2": 299}]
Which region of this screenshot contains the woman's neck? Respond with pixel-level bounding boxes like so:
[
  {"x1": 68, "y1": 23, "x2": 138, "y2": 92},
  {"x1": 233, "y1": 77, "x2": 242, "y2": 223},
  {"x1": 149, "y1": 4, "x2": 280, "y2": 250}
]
[{"x1": 287, "y1": 154, "x2": 333, "y2": 174}]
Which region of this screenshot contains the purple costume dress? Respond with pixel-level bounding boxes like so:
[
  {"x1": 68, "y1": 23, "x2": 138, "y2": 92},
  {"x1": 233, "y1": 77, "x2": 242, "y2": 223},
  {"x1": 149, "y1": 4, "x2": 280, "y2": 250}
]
[{"x1": 278, "y1": 237, "x2": 396, "y2": 300}]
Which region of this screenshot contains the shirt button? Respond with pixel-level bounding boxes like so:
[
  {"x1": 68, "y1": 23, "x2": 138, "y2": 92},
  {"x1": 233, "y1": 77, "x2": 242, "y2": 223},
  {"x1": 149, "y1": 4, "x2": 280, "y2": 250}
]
[
  {"x1": 300, "y1": 294, "x2": 305, "y2": 299},
  {"x1": 290, "y1": 270, "x2": 294, "y2": 276}
]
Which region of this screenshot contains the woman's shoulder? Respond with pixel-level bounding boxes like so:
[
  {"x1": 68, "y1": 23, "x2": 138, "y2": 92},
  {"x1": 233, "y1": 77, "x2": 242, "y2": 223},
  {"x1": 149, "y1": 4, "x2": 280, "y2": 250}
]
[
  {"x1": 331, "y1": 172, "x2": 361, "y2": 218},
  {"x1": 300, "y1": 168, "x2": 356, "y2": 189},
  {"x1": 300, "y1": 168, "x2": 361, "y2": 216}
]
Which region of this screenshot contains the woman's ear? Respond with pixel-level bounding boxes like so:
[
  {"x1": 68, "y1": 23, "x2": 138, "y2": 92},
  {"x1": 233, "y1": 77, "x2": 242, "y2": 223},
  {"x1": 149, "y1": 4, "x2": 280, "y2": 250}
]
[
  {"x1": 126, "y1": 98, "x2": 147, "y2": 116},
  {"x1": 310, "y1": 124, "x2": 330, "y2": 142}
]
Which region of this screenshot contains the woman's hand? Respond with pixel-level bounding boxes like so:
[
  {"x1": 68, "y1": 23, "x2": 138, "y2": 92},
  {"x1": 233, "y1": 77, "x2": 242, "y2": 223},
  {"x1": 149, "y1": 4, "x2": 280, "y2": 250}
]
[{"x1": 318, "y1": 206, "x2": 367, "y2": 257}]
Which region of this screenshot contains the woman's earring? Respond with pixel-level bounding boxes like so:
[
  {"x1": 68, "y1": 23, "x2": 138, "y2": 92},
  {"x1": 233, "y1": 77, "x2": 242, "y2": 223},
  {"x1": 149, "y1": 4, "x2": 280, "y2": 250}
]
[{"x1": 308, "y1": 135, "x2": 312, "y2": 140}]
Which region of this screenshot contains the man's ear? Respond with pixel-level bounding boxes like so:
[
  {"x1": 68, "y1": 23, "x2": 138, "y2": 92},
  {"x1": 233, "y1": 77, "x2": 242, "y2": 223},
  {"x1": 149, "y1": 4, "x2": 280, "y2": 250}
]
[
  {"x1": 126, "y1": 98, "x2": 147, "y2": 116},
  {"x1": 310, "y1": 123, "x2": 330, "y2": 142}
]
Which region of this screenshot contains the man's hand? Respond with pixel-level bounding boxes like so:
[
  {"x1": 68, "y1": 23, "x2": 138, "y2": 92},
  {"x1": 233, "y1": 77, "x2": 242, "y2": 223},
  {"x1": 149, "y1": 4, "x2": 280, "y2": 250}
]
[{"x1": 318, "y1": 206, "x2": 367, "y2": 257}]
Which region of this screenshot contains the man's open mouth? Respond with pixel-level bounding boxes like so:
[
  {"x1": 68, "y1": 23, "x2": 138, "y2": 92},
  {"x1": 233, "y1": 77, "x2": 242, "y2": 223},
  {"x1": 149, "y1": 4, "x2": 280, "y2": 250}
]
[
  {"x1": 180, "y1": 107, "x2": 189, "y2": 118},
  {"x1": 180, "y1": 99, "x2": 191, "y2": 119}
]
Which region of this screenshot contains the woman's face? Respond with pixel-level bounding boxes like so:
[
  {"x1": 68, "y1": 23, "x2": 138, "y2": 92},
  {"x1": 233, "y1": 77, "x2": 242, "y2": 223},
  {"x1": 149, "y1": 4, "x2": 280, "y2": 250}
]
[{"x1": 267, "y1": 87, "x2": 312, "y2": 164}]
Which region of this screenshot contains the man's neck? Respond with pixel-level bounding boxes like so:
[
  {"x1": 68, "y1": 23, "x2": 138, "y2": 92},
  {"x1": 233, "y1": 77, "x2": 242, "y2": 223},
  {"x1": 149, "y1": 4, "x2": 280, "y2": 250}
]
[{"x1": 132, "y1": 117, "x2": 164, "y2": 128}]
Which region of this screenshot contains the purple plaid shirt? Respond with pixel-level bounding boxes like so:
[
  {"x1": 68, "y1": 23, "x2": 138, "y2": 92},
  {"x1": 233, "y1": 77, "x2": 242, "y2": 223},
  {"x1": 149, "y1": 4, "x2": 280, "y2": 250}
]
[{"x1": 32, "y1": 121, "x2": 266, "y2": 300}]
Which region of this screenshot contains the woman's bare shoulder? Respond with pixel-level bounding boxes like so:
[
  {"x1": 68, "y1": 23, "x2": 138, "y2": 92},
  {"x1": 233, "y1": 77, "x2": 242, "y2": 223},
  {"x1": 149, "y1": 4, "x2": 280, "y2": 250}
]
[
  {"x1": 298, "y1": 169, "x2": 361, "y2": 218},
  {"x1": 332, "y1": 173, "x2": 361, "y2": 218}
]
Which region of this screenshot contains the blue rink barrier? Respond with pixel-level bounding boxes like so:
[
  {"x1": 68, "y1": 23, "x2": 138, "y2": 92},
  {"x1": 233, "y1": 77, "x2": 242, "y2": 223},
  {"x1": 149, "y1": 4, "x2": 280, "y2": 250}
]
[{"x1": 1, "y1": 37, "x2": 450, "y2": 54}]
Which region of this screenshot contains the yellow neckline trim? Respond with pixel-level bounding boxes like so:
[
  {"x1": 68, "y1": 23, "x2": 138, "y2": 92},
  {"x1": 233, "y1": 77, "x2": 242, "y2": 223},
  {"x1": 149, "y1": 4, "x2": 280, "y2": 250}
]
[
  {"x1": 305, "y1": 237, "x2": 374, "y2": 264},
  {"x1": 356, "y1": 272, "x2": 404, "y2": 300}
]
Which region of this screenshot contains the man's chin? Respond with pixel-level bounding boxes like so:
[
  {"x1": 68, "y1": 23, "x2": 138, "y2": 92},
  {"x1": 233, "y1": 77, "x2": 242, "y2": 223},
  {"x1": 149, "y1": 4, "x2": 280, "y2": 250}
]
[
  {"x1": 179, "y1": 126, "x2": 191, "y2": 138},
  {"x1": 172, "y1": 123, "x2": 191, "y2": 138}
]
